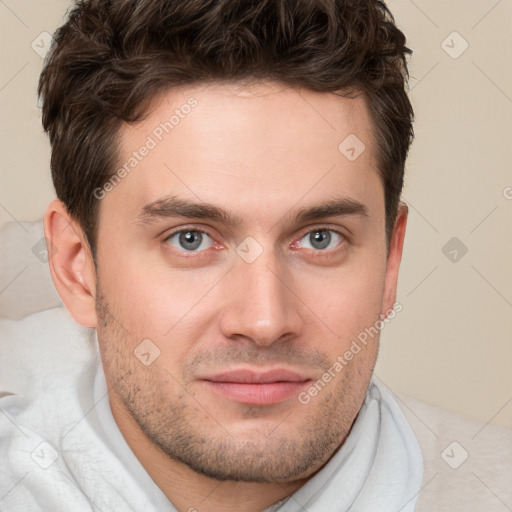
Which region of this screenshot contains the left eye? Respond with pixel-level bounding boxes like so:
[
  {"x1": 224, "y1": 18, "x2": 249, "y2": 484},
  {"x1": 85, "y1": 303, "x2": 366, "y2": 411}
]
[
  {"x1": 298, "y1": 229, "x2": 343, "y2": 250},
  {"x1": 165, "y1": 230, "x2": 214, "y2": 252}
]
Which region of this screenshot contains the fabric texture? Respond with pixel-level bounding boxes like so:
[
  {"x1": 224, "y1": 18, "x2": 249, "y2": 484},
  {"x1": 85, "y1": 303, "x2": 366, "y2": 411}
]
[
  {"x1": 0, "y1": 307, "x2": 424, "y2": 511},
  {"x1": 392, "y1": 388, "x2": 512, "y2": 511}
]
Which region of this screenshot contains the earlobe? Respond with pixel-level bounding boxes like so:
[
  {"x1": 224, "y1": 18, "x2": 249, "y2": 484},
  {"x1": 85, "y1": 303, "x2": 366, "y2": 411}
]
[
  {"x1": 43, "y1": 199, "x2": 98, "y2": 328},
  {"x1": 381, "y1": 202, "x2": 408, "y2": 318}
]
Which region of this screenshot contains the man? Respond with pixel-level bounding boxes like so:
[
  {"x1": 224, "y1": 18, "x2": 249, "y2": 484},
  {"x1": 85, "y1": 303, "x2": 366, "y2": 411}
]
[{"x1": 1, "y1": 0, "x2": 423, "y2": 510}]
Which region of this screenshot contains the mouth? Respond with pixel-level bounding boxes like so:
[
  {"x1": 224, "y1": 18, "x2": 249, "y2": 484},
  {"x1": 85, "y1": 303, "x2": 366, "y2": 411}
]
[{"x1": 200, "y1": 369, "x2": 312, "y2": 405}]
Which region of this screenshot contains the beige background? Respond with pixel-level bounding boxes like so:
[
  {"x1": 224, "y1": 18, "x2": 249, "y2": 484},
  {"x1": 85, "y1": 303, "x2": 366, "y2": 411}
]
[{"x1": 0, "y1": 0, "x2": 511, "y2": 428}]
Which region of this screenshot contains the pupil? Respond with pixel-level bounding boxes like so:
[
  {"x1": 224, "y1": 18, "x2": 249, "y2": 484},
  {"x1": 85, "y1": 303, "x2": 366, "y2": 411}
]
[
  {"x1": 310, "y1": 230, "x2": 330, "y2": 250},
  {"x1": 180, "y1": 231, "x2": 202, "y2": 250}
]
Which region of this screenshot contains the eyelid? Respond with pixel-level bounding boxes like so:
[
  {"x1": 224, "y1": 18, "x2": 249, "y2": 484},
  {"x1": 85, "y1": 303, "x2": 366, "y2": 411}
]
[{"x1": 163, "y1": 224, "x2": 216, "y2": 240}]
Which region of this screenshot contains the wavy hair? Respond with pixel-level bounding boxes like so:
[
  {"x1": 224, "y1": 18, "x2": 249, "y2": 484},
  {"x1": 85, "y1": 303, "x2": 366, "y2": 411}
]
[{"x1": 39, "y1": 0, "x2": 413, "y2": 255}]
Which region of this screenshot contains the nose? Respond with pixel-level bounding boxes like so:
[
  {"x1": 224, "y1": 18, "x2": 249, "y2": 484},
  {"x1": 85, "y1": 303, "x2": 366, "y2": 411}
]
[{"x1": 218, "y1": 251, "x2": 304, "y2": 347}]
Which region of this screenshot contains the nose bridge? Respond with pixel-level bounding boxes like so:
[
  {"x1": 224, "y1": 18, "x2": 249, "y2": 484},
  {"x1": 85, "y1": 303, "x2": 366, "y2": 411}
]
[
  {"x1": 246, "y1": 256, "x2": 286, "y2": 316},
  {"x1": 219, "y1": 246, "x2": 303, "y2": 345}
]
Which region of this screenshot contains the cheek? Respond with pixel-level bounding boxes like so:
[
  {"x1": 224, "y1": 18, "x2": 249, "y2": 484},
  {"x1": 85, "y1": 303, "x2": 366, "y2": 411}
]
[
  {"x1": 96, "y1": 255, "x2": 223, "y2": 371},
  {"x1": 303, "y1": 261, "x2": 386, "y2": 334}
]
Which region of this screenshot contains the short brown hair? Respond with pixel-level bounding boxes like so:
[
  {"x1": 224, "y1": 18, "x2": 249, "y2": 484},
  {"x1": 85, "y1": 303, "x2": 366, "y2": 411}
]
[{"x1": 39, "y1": 0, "x2": 413, "y2": 256}]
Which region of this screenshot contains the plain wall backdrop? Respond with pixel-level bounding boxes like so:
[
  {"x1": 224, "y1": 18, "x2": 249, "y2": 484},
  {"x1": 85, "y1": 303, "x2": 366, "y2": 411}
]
[{"x1": 0, "y1": 0, "x2": 511, "y2": 428}]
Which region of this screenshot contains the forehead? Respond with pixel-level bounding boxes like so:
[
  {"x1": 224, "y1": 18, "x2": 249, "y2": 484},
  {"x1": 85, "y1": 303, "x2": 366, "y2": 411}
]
[{"x1": 104, "y1": 81, "x2": 383, "y2": 228}]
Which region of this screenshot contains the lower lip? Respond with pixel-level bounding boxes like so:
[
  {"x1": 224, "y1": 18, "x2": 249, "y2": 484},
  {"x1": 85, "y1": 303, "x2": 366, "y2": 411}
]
[{"x1": 203, "y1": 381, "x2": 310, "y2": 405}]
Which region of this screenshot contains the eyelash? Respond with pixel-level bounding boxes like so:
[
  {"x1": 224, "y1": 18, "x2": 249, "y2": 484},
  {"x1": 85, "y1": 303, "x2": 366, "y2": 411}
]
[{"x1": 162, "y1": 226, "x2": 348, "y2": 256}]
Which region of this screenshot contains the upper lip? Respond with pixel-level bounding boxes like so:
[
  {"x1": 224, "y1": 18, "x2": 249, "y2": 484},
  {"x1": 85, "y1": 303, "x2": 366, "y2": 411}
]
[{"x1": 201, "y1": 369, "x2": 310, "y2": 384}]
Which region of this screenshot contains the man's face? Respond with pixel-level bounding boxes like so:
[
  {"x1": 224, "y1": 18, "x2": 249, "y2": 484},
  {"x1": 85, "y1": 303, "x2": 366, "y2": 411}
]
[{"x1": 94, "y1": 81, "x2": 391, "y2": 482}]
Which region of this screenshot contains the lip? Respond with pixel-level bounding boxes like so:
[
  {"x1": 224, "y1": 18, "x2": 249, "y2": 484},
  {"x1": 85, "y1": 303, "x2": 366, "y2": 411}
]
[{"x1": 200, "y1": 369, "x2": 311, "y2": 405}]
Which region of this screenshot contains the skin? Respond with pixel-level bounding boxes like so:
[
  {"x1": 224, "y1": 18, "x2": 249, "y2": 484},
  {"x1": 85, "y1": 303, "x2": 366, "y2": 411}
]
[{"x1": 45, "y1": 81, "x2": 408, "y2": 512}]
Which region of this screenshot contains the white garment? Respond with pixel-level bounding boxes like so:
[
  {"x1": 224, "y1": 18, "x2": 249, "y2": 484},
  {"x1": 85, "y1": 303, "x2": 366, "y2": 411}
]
[{"x1": 1, "y1": 307, "x2": 424, "y2": 511}]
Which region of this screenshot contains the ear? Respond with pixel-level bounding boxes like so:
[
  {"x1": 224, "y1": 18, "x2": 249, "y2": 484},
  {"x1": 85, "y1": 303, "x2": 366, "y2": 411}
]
[
  {"x1": 381, "y1": 202, "x2": 408, "y2": 317},
  {"x1": 43, "y1": 199, "x2": 98, "y2": 328}
]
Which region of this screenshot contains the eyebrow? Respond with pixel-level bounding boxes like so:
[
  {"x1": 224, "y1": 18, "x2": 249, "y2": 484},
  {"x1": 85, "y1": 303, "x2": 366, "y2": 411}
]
[
  {"x1": 294, "y1": 198, "x2": 369, "y2": 223},
  {"x1": 135, "y1": 196, "x2": 241, "y2": 227},
  {"x1": 134, "y1": 195, "x2": 369, "y2": 227}
]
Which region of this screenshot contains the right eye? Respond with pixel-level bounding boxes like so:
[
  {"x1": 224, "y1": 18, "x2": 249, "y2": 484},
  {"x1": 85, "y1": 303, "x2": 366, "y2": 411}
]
[{"x1": 164, "y1": 230, "x2": 214, "y2": 252}]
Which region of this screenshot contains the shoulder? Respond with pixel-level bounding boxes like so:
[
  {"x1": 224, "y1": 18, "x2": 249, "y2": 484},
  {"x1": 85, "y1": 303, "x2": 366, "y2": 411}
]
[
  {"x1": 391, "y1": 387, "x2": 512, "y2": 511},
  {"x1": 0, "y1": 307, "x2": 102, "y2": 510}
]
